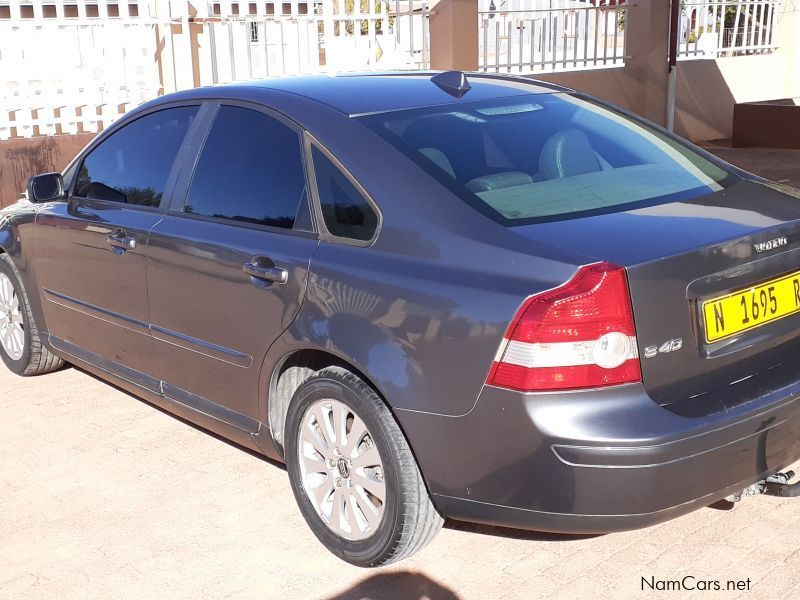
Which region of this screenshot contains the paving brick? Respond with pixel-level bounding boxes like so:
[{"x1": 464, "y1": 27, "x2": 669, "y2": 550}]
[{"x1": 3, "y1": 365, "x2": 800, "y2": 600}]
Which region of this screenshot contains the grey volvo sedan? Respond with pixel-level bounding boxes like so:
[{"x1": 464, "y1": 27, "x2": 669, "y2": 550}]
[{"x1": 3, "y1": 72, "x2": 800, "y2": 567}]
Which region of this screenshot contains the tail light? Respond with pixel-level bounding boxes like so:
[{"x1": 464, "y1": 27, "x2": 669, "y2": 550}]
[{"x1": 487, "y1": 262, "x2": 641, "y2": 392}]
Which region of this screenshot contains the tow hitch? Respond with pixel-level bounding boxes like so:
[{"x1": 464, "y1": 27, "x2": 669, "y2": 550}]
[
  {"x1": 762, "y1": 471, "x2": 800, "y2": 498},
  {"x1": 725, "y1": 471, "x2": 800, "y2": 502},
  {"x1": 726, "y1": 470, "x2": 800, "y2": 503}
]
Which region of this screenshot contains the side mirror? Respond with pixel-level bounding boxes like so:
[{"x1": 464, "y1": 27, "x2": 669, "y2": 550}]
[{"x1": 27, "y1": 173, "x2": 65, "y2": 203}]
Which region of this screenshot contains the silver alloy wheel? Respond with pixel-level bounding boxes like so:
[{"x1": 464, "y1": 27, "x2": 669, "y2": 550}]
[
  {"x1": 298, "y1": 398, "x2": 386, "y2": 541},
  {"x1": 0, "y1": 273, "x2": 24, "y2": 361}
]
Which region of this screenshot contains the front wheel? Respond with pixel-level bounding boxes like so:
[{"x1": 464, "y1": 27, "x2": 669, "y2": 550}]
[
  {"x1": 285, "y1": 366, "x2": 443, "y2": 567},
  {"x1": 0, "y1": 254, "x2": 64, "y2": 376}
]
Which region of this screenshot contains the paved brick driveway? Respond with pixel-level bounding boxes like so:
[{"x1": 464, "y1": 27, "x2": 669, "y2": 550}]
[
  {"x1": 3, "y1": 148, "x2": 800, "y2": 600},
  {"x1": 3, "y1": 363, "x2": 800, "y2": 600}
]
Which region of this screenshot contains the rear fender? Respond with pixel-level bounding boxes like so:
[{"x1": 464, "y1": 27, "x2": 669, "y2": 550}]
[
  {"x1": 258, "y1": 264, "x2": 569, "y2": 421},
  {"x1": 257, "y1": 305, "x2": 415, "y2": 430}
]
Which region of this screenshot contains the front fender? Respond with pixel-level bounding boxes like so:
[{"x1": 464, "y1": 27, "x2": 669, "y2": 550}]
[
  {"x1": 0, "y1": 202, "x2": 36, "y2": 259},
  {"x1": 0, "y1": 226, "x2": 12, "y2": 255},
  {"x1": 0, "y1": 202, "x2": 49, "y2": 336}
]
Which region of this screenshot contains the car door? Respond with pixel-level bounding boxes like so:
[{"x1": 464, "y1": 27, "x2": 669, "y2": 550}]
[
  {"x1": 144, "y1": 103, "x2": 319, "y2": 423},
  {"x1": 32, "y1": 105, "x2": 200, "y2": 383}
]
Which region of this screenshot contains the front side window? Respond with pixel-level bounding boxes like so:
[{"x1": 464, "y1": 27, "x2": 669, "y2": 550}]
[
  {"x1": 74, "y1": 107, "x2": 197, "y2": 207},
  {"x1": 311, "y1": 146, "x2": 378, "y2": 242},
  {"x1": 184, "y1": 106, "x2": 306, "y2": 229},
  {"x1": 358, "y1": 94, "x2": 737, "y2": 225}
]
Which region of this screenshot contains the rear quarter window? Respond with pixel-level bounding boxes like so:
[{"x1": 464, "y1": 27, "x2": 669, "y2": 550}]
[{"x1": 310, "y1": 145, "x2": 378, "y2": 242}]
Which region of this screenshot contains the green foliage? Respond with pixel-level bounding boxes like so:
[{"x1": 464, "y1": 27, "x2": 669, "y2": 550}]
[
  {"x1": 336, "y1": 0, "x2": 384, "y2": 36},
  {"x1": 688, "y1": 26, "x2": 705, "y2": 44},
  {"x1": 684, "y1": 2, "x2": 764, "y2": 44}
]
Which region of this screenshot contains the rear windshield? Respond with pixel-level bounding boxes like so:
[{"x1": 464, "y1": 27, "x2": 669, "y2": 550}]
[{"x1": 357, "y1": 93, "x2": 738, "y2": 225}]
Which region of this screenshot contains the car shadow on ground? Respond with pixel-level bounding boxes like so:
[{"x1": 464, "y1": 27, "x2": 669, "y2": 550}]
[
  {"x1": 324, "y1": 571, "x2": 461, "y2": 600},
  {"x1": 444, "y1": 519, "x2": 599, "y2": 542},
  {"x1": 73, "y1": 365, "x2": 287, "y2": 471}
]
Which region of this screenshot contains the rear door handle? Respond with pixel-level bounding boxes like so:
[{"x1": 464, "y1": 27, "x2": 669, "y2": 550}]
[
  {"x1": 106, "y1": 232, "x2": 136, "y2": 252},
  {"x1": 243, "y1": 262, "x2": 288, "y2": 284}
]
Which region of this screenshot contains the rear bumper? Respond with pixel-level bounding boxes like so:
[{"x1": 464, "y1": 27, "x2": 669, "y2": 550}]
[{"x1": 395, "y1": 379, "x2": 800, "y2": 533}]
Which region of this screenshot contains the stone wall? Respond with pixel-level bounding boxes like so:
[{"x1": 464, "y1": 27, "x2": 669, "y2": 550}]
[{"x1": 0, "y1": 134, "x2": 94, "y2": 207}]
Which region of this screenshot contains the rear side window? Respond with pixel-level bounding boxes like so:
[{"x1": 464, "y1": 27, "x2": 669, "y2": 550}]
[
  {"x1": 184, "y1": 106, "x2": 306, "y2": 229},
  {"x1": 358, "y1": 94, "x2": 737, "y2": 225},
  {"x1": 311, "y1": 146, "x2": 378, "y2": 242},
  {"x1": 74, "y1": 107, "x2": 197, "y2": 207}
]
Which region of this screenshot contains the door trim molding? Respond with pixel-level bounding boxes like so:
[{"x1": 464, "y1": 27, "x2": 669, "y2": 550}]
[
  {"x1": 43, "y1": 288, "x2": 252, "y2": 367},
  {"x1": 150, "y1": 324, "x2": 252, "y2": 368},
  {"x1": 43, "y1": 288, "x2": 150, "y2": 335}
]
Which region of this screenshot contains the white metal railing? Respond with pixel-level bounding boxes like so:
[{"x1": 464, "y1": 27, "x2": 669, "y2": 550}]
[
  {"x1": 678, "y1": 1, "x2": 781, "y2": 59},
  {"x1": 478, "y1": 0, "x2": 627, "y2": 73},
  {"x1": 194, "y1": 1, "x2": 430, "y2": 85},
  {"x1": 0, "y1": 0, "x2": 162, "y2": 139},
  {"x1": 0, "y1": 0, "x2": 429, "y2": 140}
]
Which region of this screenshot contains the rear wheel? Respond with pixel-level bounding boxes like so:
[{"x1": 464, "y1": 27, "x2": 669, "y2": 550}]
[
  {"x1": 0, "y1": 254, "x2": 64, "y2": 376},
  {"x1": 285, "y1": 366, "x2": 443, "y2": 567}
]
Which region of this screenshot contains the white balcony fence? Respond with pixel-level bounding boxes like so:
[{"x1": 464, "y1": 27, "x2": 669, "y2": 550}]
[
  {"x1": 478, "y1": 0, "x2": 627, "y2": 73},
  {"x1": 678, "y1": 1, "x2": 782, "y2": 59},
  {"x1": 191, "y1": 1, "x2": 429, "y2": 85},
  {"x1": 0, "y1": 0, "x2": 430, "y2": 139},
  {"x1": 0, "y1": 1, "x2": 161, "y2": 139},
  {"x1": 1, "y1": 0, "x2": 789, "y2": 140}
]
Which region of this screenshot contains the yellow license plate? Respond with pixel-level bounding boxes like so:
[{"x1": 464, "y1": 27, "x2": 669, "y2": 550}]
[{"x1": 702, "y1": 270, "x2": 800, "y2": 343}]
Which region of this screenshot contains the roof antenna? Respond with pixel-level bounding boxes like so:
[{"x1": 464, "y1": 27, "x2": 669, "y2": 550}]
[{"x1": 431, "y1": 71, "x2": 471, "y2": 98}]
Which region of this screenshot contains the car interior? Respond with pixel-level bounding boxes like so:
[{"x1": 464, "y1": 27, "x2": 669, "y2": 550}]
[{"x1": 370, "y1": 95, "x2": 729, "y2": 222}]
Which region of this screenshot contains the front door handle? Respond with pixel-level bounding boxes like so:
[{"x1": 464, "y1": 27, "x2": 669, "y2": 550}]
[
  {"x1": 243, "y1": 262, "x2": 288, "y2": 284},
  {"x1": 106, "y1": 232, "x2": 136, "y2": 252}
]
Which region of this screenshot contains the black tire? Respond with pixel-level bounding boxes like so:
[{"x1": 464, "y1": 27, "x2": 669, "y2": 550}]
[
  {"x1": 285, "y1": 366, "x2": 443, "y2": 567},
  {"x1": 0, "y1": 254, "x2": 64, "y2": 376}
]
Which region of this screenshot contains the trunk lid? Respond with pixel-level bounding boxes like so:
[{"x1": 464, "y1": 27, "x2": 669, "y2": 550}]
[{"x1": 513, "y1": 180, "x2": 800, "y2": 410}]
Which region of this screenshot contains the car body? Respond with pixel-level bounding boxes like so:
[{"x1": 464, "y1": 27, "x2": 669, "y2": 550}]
[{"x1": 4, "y1": 72, "x2": 800, "y2": 565}]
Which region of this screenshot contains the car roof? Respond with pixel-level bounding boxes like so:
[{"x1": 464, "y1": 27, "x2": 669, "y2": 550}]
[{"x1": 179, "y1": 72, "x2": 570, "y2": 117}]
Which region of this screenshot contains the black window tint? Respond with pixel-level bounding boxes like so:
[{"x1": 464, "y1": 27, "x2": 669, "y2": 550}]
[
  {"x1": 311, "y1": 146, "x2": 377, "y2": 241},
  {"x1": 74, "y1": 107, "x2": 197, "y2": 207},
  {"x1": 185, "y1": 106, "x2": 306, "y2": 229}
]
